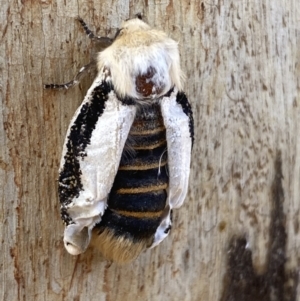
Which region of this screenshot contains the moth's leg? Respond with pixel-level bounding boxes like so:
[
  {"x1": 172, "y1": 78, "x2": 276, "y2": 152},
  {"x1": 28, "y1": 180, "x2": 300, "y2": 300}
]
[
  {"x1": 44, "y1": 60, "x2": 97, "y2": 90},
  {"x1": 44, "y1": 17, "x2": 113, "y2": 90},
  {"x1": 76, "y1": 16, "x2": 113, "y2": 48}
]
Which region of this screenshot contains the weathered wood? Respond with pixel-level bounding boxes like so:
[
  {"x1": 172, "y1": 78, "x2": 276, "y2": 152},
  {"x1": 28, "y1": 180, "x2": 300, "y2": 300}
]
[{"x1": 1, "y1": 0, "x2": 299, "y2": 300}]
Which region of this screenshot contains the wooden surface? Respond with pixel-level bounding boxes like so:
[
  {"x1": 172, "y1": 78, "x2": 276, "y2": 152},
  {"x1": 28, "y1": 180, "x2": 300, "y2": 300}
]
[{"x1": 1, "y1": 0, "x2": 299, "y2": 300}]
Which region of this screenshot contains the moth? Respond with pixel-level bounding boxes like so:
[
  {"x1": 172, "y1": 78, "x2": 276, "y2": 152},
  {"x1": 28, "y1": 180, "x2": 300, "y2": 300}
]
[{"x1": 45, "y1": 15, "x2": 194, "y2": 263}]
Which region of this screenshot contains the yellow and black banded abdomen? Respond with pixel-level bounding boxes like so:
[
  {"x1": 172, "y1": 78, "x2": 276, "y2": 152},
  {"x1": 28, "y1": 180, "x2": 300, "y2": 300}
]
[{"x1": 92, "y1": 103, "x2": 168, "y2": 263}]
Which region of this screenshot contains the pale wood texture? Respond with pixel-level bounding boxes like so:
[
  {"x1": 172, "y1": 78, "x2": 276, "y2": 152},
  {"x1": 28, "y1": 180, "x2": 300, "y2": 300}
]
[{"x1": 1, "y1": 0, "x2": 299, "y2": 300}]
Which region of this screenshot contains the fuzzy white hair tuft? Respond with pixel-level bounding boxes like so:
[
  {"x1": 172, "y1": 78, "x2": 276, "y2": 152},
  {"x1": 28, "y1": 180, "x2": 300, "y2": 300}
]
[{"x1": 97, "y1": 19, "x2": 184, "y2": 99}]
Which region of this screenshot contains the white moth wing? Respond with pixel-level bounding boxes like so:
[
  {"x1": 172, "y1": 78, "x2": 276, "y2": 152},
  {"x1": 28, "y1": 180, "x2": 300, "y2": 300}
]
[
  {"x1": 150, "y1": 89, "x2": 193, "y2": 248},
  {"x1": 150, "y1": 206, "x2": 172, "y2": 249},
  {"x1": 161, "y1": 88, "x2": 192, "y2": 209},
  {"x1": 59, "y1": 76, "x2": 136, "y2": 254}
]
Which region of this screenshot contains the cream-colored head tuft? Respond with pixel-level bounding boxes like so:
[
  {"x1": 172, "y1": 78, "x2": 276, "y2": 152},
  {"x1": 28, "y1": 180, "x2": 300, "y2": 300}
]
[
  {"x1": 120, "y1": 18, "x2": 151, "y2": 32},
  {"x1": 97, "y1": 18, "x2": 184, "y2": 99}
]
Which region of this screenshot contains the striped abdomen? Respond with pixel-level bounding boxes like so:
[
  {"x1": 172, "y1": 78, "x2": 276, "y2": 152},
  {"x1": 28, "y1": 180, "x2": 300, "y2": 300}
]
[{"x1": 92, "y1": 103, "x2": 168, "y2": 262}]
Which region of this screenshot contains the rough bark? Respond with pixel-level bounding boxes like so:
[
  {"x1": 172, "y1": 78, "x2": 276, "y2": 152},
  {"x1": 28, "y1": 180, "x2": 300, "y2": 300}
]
[{"x1": 0, "y1": 0, "x2": 299, "y2": 300}]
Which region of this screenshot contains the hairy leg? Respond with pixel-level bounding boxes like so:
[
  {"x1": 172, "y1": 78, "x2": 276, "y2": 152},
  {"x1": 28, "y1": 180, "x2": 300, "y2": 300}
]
[{"x1": 44, "y1": 17, "x2": 113, "y2": 90}]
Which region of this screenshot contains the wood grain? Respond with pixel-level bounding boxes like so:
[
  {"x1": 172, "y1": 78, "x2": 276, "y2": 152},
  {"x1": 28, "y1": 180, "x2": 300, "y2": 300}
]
[{"x1": 0, "y1": 0, "x2": 299, "y2": 300}]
